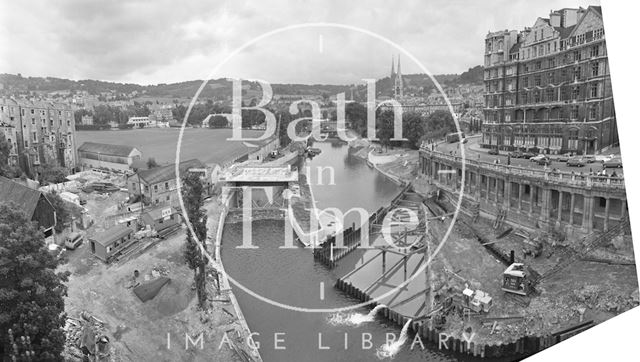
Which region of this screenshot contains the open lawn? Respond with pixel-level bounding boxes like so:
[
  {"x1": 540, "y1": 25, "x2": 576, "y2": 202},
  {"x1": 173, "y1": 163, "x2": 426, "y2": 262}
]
[{"x1": 77, "y1": 128, "x2": 268, "y2": 166}]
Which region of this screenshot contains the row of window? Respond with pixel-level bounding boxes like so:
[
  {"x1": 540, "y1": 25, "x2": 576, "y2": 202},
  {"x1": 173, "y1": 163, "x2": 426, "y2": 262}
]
[
  {"x1": 486, "y1": 82, "x2": 602, "y2": 107},
  {"x1": 484, "y1": 103, "x2": 601, "y2": 122}
]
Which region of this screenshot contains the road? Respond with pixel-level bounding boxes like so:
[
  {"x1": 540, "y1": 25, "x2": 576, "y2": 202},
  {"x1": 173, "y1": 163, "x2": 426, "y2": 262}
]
[{"x1": 433, "y1": 134, "x2": 623, "y2": 175}]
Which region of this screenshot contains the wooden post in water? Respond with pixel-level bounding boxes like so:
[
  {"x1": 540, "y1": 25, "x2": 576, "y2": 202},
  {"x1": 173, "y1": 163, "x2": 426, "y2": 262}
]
[{"x1": 382, "y1": 250, "x2": 386, "y2": 273}]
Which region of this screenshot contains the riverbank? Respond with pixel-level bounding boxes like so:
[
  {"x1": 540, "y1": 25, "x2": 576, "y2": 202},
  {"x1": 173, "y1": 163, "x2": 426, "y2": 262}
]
[
  {"x1": 208, "y1": 192, "x2": 263, "y2": 362},
  {"x1": 344, "y1": 137, "x2": 638, "y2": 360}
]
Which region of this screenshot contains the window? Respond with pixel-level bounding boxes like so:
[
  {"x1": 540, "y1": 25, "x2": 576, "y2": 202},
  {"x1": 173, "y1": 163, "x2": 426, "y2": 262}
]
[
  {"x1": 571, "y1": 106, "x2": 579, "y2": 119},
  {"x1": 154, "y1": 185, "x2": 158, "y2": 192},
  {"x1": 591, "y1": 62, "x2": 599, "y2": 77},
  {"x1": 165, "y1": 182, "x2": 169, "y2": 190},
  {"x1": 591, "y1": 83, "x2": 599, "y2": 98},
  {"x1": 574, "y1": 66, "x2": 582, "y2": 81},
  {"x1": 536, "y1": 61, "x2": 541, "y2": 70},
  {"x1": 24, "y1": 140, "x2": 29, "y2": 148},
  {"x1": 574, "y1": 50, "x2": 581, "y2": 62},
  {"x1": 590, "y1": 45, "x2": 600, "y2": 58},
  {"x1": 589, "y1": 105, "x2": 597, "y2": 120},
  {"x1": 546, "y1": 88, "x2": 555, "y2": 101},
  {"x1": 534, "y1": 76, "x2": 541, "y2": 87},
  {"x1": 534, "y1": 91, "x2": 541, "y2": 103},
  {"x1": 31, "y1": 118, "x2": 35, "y2": 125},
  {"x1": 548, "y1": 71, "x2": 555, "y2": 83},
  {"x1": 32, "y1": 132, "x2": 37, "y2": 142},
  {"x1": 67, "y1": 120, "x2": 70, "y2": 126},
  {"x1": 166, "y1": 195, "x2": 170, "y2": 201},
  {"x1": 572, "y1": 86, "x2": 580, "y2": 100},
  {"x1": 549, "y1": 58, "x2": 555, "y2": 68},
  {"x1": 523, "y1": 78, "x2": 529, "y2": 88},
  {"x1": 30, "y1": 109, "x2": 34, "y2": 114}
]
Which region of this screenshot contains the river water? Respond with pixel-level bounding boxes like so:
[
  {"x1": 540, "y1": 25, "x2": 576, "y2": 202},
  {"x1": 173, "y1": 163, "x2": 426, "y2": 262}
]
[{"x1": 221, "y1": 142, "x2": 462, "y2": 362}]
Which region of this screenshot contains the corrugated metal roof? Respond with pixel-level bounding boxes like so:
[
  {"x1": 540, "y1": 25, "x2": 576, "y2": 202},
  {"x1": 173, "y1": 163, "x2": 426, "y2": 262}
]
[{"x1": 78, "y1": 142, "x2": 139, "y2": 158}]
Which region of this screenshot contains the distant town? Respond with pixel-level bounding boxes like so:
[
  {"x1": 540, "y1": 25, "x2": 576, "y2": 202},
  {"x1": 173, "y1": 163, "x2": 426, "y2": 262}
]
[{"x1": 0, "y1": 4, "x2": 637, "y2": 362}]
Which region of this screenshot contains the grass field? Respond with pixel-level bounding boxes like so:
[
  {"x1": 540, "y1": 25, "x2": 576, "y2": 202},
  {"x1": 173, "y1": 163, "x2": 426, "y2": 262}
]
[{"x1": 77, "y1": 128, "x2": 268, "y2": 166}]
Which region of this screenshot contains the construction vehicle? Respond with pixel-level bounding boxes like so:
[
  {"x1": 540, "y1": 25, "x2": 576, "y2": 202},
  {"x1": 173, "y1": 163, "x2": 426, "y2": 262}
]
[{"x1": 502, "y1": 263, "x2": 532, "y2": 296}]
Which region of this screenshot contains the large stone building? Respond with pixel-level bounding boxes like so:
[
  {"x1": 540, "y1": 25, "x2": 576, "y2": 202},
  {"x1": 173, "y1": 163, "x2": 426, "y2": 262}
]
[
  {"x1": 0, "y1": 98, "x2": 77, "y2": 175},
  {"x1": 481, "y1": 6, "x2": 616, "y2": 155},
  {"x1": 419, "y1": 146, "x2": 627, "y2": 239}
]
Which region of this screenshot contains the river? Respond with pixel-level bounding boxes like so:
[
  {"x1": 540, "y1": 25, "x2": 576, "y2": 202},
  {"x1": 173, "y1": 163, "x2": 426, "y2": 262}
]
[{"x1": 221, "y1": 141, "x2": 462, "y2": 362}]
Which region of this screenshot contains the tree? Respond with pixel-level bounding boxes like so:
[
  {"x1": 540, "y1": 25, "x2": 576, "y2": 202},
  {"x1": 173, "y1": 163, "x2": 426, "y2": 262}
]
[
  {"x1": 208, "y1": 115, "x2": 228, "y2": 129},
  {"x1": 181, "y1": 173, "x2": 209, "y2": 308},
  {"x1": 37, "y1": 165, "x2": 68, "y2": 185},
  {"x1": 0, "y1": 202, "x2": 69, "y2": 360},
  {"x1": 425, "y1": 110, "x2": 455, "y2": 136},
  {"x1": 376, "y1": 110, "x2": 395, "y2": 151},
  {"x1": 344, "y1": 102, "x2": 367, "y2": 137},
  {"x1": 146, "y1": 157, "x2": 159, "y2": 169},
  {"x1": 402, "y1": 112, "x2": 426, "y2": 149}
]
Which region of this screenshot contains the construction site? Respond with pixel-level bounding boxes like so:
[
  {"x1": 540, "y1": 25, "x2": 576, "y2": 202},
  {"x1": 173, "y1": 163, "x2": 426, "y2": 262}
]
[{"x1": 332, "y1": 183, "x2": 638, "y2": 358}]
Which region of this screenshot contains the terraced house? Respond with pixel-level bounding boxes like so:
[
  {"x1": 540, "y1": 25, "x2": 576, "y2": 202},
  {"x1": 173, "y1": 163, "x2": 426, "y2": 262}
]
[
  {"x1": 0, "y1": 98, "x2": 77, "y2": 175},
  {"x1": 481, "y1": 6, "x2": 616, "y2": 154}
]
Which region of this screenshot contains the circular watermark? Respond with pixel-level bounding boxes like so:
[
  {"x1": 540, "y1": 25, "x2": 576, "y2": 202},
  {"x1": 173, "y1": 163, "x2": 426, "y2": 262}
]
[{"x1": 175, "y1": 22, "x2": 466, "y2": 313}]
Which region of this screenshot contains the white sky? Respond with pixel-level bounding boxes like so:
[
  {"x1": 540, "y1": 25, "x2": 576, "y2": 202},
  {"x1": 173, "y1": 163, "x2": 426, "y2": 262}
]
[{"x1": 0, "y1": 0, "x2": 600, "y2": 85}]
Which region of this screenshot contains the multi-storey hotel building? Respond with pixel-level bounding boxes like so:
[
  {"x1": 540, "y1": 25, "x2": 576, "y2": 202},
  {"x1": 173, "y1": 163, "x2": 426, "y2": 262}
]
[
  {"x1": 481, "y1": 6, "x2": 616, "y2": 155},
  {"x1": 0, "y1": 98, "x2": 77, "y2": 176}
]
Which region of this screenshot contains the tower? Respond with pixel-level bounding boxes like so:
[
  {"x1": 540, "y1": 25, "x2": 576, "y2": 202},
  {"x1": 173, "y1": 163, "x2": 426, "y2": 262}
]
[
  {"x1": 394, "y1": 54, "x2": 404, "y2": 98},
  {"x1": 390, "y1": 55, "x2": 396, "y2": 80}
]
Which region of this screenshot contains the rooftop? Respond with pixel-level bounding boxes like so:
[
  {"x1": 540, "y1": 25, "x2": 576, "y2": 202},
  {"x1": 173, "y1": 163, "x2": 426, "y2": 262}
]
[
  {"x1": 219, "y1": 164, "x2": 298, "y2": 183},
  {"x1": 78, "y1": 142, "x2": 139, "y2": 158},
  {"x1": 0, "y1": 176, "x2": 47, "y2": 219},
  {"x1": 135, "y1": 159, "x2": 206, "y2": 185},
  {"x1": 90, "y1": 224, "x2": 134, "y2": 247}
]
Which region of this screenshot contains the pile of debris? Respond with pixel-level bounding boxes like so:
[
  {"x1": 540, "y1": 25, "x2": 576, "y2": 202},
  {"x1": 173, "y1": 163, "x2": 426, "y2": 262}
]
[
  {"x1": 572, "y1": 285, "x2": 639, "y2": 313},
  {"x1": 151, "y1": 264, "x2": 170, "y2": 277},
  {"x1": 62, "y1": 311, "x2": 112, "y2": 362}
]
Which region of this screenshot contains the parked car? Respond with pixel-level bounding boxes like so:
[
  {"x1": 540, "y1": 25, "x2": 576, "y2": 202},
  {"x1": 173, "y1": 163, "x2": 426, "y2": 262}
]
[
  {"x1": 521, "y1": 151, "x2": 535, "y2": 159},
  {"x1": 595, "y1": 154, "x2": 615, "y2": 163},
  {"x1": 508, "y1": 151, "x2": 523, "y2": 158},
  {"x1": 65, "y1": 232, "x2": 84, "y2": 250},
  {"x1": 530, "y1": 154, "x2": 546, "y2": 162},
  {"x1": 603, "y1": 157, "x2": 623, "y2": 168},
  {"x1": 488, "y1": 148, "x2": 499, "y2": 155},
  {"x1": 566, "y1": 157, "x2": 585, "y2": 167},
  {"x1": 582, "y1": 155, "x2": 596, "y2": 163},
  {"x1": 555, "y1": 153, "x2": 572, "y2": 162},
  {"x1": 536, "y1": 157, "x2": 552, "y2": 166}
]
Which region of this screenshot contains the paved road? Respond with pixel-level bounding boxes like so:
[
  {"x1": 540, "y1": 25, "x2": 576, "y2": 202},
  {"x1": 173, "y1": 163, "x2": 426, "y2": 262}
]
[{"x1": 432, "y1": 135, "x2": 623, "y2": 175}]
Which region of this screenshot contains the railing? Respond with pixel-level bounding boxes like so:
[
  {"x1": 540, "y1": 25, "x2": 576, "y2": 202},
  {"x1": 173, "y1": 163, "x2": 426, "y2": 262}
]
[{"x1": 420, "y1": 146, "x2": 625, "y2": 190}]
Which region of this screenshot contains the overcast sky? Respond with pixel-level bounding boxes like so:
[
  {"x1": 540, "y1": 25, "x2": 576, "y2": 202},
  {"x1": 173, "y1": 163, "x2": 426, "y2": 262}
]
[{"x1": 0, "y1": 0, "x2": 601, "y2": 85}]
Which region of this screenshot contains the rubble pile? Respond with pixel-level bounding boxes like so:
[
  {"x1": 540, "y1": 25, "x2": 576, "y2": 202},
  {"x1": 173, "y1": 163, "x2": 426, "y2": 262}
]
[
  {"x1": 572, "y1": 285, "x2": 639, "y2": 313},
  {"x1": 151, "y1": 264, "x2": 170, "y2": 277},
  {"x1": 62, "y1": 311, "x2": 112, "y2": 362}
]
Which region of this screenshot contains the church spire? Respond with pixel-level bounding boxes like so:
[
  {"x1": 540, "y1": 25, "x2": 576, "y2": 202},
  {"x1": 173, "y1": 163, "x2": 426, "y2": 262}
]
[
  {"x1": 393, "y1": 54, "x2": 403, "y2": 98},
  {"x1": 390, "y1": 55, "x2": 396, "y2": 79}
]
